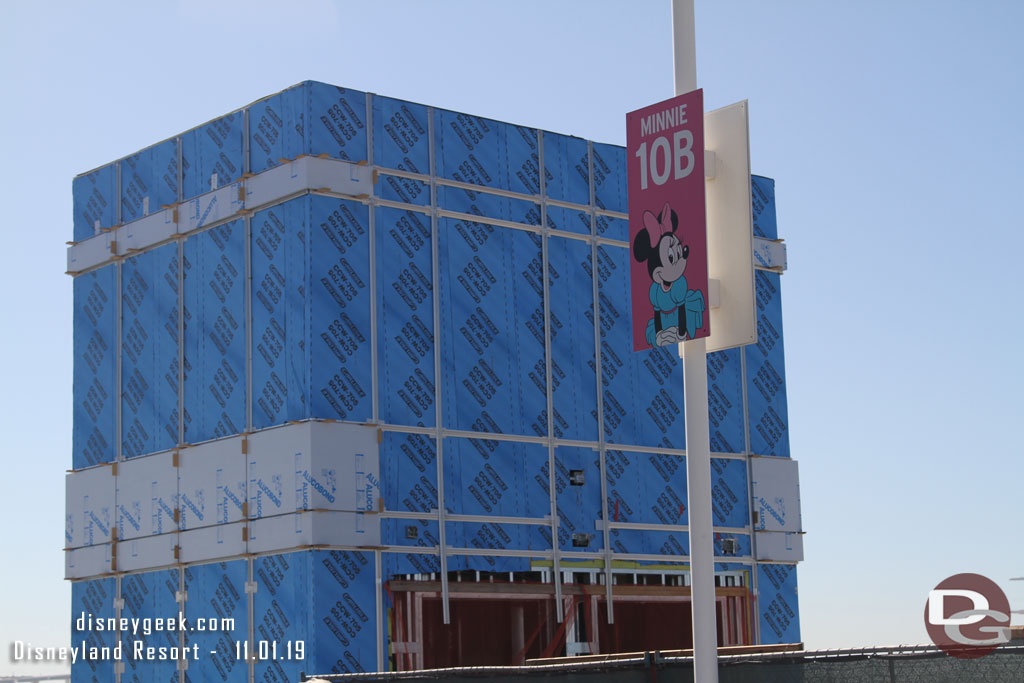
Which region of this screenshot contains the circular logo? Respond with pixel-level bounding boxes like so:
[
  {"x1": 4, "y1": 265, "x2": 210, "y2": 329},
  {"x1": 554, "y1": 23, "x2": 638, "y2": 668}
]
[{"x1": 924, "y1": 573, "x2": 1011, "y2": 658}]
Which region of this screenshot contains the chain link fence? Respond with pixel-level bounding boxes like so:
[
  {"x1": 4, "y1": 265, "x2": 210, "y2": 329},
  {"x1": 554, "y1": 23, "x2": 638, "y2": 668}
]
[{"x1": 308, "y1": 644, "x2": 1024, "y2": 683}]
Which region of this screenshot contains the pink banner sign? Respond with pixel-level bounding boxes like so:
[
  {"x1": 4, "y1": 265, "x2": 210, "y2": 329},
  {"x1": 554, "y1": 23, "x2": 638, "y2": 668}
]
[{"x1": 626, "y1": 89, "x2": 709, "y2": 351}]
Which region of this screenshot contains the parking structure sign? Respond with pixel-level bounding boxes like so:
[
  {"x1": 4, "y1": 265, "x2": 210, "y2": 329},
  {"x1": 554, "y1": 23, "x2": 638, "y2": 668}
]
[{"x1": 627, "y1": 88, "x2": 709, "y2": 351}]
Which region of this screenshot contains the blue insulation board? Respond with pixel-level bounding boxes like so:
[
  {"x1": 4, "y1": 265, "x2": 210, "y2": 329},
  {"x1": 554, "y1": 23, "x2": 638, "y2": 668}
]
[
  {"x1": 751, "y1": 175, "x2": 778, "y2": 240},
  {"x1": 442, "y1": 438, "x2": 550, "y2": 555},
  {"x1": 711, "y1": 457, "x2": 749, "y2": 528},
  {"x1": 545, "y1": 205, "x2": 591, "y2": 236},
  {"x1": 542, "y1": 132, "x2": 590, "y2": 207},
  {"x1": 181, "y1": 111, "x2": 244, "y2": 201},
  {"x1": 438, "y1": 219, "x2": 546, "y2": 436},
  {"x1": 309, "y1": 196, "x2": 373, "y2": 422},
  {"x1": 597, "y1": 245, "x2": 685, "y2": 449},
  {"x1": 383, "y1": 518, "x2": 441, "y2": 551},
  {"x1": 249, "y1": 82, "x2": 368, "y2": 174},
  {"x1": 606, "y1": 450, "x2": 688, "y2": 528},
  {"x1": 547, "y1": 237, "x2": 599, "y2": 441},
  {"x1": 121, "y1": 139, "x2": 178, "y2": 223},
  {"x1": 380, "y1": 432, "x2": 437, "y2": 513},
  {"x1": 72, "y1": 163, "x2": 117, "y2": 241},
  {"x1": 250, "y1": 84, "x2": 305, "y2": 173},
  {"x1": 375, "y1": 207, "x2": 436, "y2": 428},
  {"x1": 591, "y1": 143, "x2": 626, "y2": 214},
  {"x1": 437, "y1": 185, "x2": 540, "y2": 228},
  {"x1": 433, "y1": 110, "x2": 538, "y2": 196},
  {"x1": 758, "y1": 563, "x2": 801, "y2": 644},
  {"x1": 707, "y1": 347, "x2": 745, "y2": 454},
  {"x1": 73, "y1": 265, "x2": 117, "y2": 468},
  {"x1": 372, "y1": 96, "x2": 430, "y2": 182},
  {"x1": 251, "y1": 198, "x2": 308, "y2": 428},
  {"x1": 121, "y1": 569, "x2": 180, "y2": 683},
  {"x1": 382, "y1": 549, "x2": 441, "y2": 579},
  {"x1": 308, "y1": 82, "x2": 368, "y2": 164},
  {"x1": 71, "y1": 578, "x2": 116, "y2": 683},
  {"x1": 554, "y1": 447, "x2": 603, "y2": 553},
  {"x1": 253, "y1": 550, "x2": 376, "y2": 678},
  {"x1": 746, "y1": 271, "x2": 789, "y2": 457},
  {"x1": 184, "y1": 561, "x2": 248, "y2": 683},
  {"x1": 609, "y1": 527, "x2": 689, "y2": 557},
  {"x1": 121, "y1": 243, "x2": 179, "y2": 458},
  {"x1": 183, "y1": 220, "x2": 246, "y2": 444}
]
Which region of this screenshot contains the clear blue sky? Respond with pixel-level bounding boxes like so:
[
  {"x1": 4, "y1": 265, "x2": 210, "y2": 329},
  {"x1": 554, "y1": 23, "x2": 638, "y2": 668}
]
[{"x1": 1, "y1": 0, "x2": 1021, "y2": 675}]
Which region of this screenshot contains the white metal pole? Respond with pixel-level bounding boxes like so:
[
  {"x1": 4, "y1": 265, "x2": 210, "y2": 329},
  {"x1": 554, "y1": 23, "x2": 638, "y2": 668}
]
[{"x1": 672, "y1": 1, "x2": 720, "y2": 682}]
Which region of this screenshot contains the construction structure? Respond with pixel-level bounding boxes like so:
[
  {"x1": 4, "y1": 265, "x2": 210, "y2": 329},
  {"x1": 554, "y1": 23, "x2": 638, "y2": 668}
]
[{"x1": 65, "y1": 80, "x2": 800, "y2": 681}]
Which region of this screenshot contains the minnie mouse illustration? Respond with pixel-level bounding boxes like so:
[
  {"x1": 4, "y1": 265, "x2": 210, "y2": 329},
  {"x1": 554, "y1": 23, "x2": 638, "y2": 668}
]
[{"x1": 632, "y1": 201, "x2": 706, "y2": 347}]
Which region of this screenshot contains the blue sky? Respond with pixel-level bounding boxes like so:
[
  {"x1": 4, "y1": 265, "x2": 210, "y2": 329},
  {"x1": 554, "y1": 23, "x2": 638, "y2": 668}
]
[{"x1": 1, "y1": 0, "x2": 1021, "y2": 674}]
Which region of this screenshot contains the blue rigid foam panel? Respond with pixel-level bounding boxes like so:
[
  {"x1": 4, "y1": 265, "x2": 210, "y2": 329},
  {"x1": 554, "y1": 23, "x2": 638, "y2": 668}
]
[
  {"x1": 253, "y1": 550, "x2": 376, "y2": 679},
  {"x1": 71, "y1": 578, "x2": 116, "y2": 683},
  {"x1": 711, "y1": 457, "x2": 749, "y2": 528},
  {"x1": 376, "y1": 207, "x2": 436, "y2": 427},
  {"x1": 377, "y1": 174, "x2": 430, "y2": 207},
  {"x1": 746, "y1": 271, "x2": 790, "y2": 457},
  {"x1": 608, "y1": 527, "x2": 689, "y2": 556},
  {"x1": 122, "y1": 243, "x2": 179, "y2": 458},
  {"x1": 383, "y1": 518, "x2": 440, "y2": 549},
  {"x1": 121, "y1": 569, "x2": 181, "y2": 683},
  {"x1": 311, "y1": 550, "x2": 377, "y2": 674},
  {"x1": 251, "y1": 198, "x2": 308, "y2": 428},
  {"x1": 605, "y1": 450, "x2": 687, "y2": 528},
  {"x1": 439, "y1": 220, "x2": 546, "y2": 436},
  {"x1": 181, "y1": 112, "x2": 244, "y2": 201},
  {"x1": 542, "y1": 132, "x2": 590, "y2": 207},
  {"x1": 597, "y1": 246, "x2": 685, "y2": 449},
  {"x1": 183, "y1": 221, "x2": 246, "y2": 444},
  {"x1": 545, "y1": 206, "x2": 591, "y2": 236},
  {"x1": 592, "y1": 143, "x2": 626, "y2": 214},
  {"x1": 448, "y1": 521, "x2": 549, "y2": 558},
  {"x1": 595, "y1": 214, "x2": 628, "y2": 242},
  {"x1": 121, "y1": 139, "x2": 178, "y2": 223},
  {"x1": 382, "y1": 550, "x2": 440, "y2": 579},
  {"x1": 758, "y1": 564, "x2": 800, "y2": 644},
  {"x1": 309, "y1": 196, "x2": 372, "y2": 422},
  {"x1": 73, "y1": 265, "x2": 117, "y2": 468},
  {"x1": 443, "y1": 438, "x2": 548, "y2": 520},
  {"x1": 554, "y1": 447, "x2": 603, "y2": 553},
  {"x1": 249, "y1": 83, "x2": 305, "y2": 173},
  {"x1": 380, "y1": 432, "x2": 437, "y2": 513},
  {"x1": 707, "y1": 348, "x2": 745, "y2": 454},
  {"x1": 253, "y1": 552, "x2": 311, "y2": 683},
  {"x1": 73, "y1": 163, "x2": 117, "y2": 240},
  {"x1": 183, "y1": 560, "x2": 248, "y2": 683},
  {"x1": 437, "y1": 186, "x2": 540, "y2": 228},
  {"x1": 308, "y1": 82, "x2": 368, "y2": 163},
  {"x1": 250, "y1": 82, "x2": 368, "y2": 173},
  {"x1": 434, "y1": 110, "x2": 538, "y2": 195},
  {"x1": 372, "y1": 96, "x2": 430, "y2": 177},
  {"x1": 547, "y1": 236, "x2": 599, "y2": 442},
  {"x1": 751, "y1": 175, "x2": 777, "y2": 240}
]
